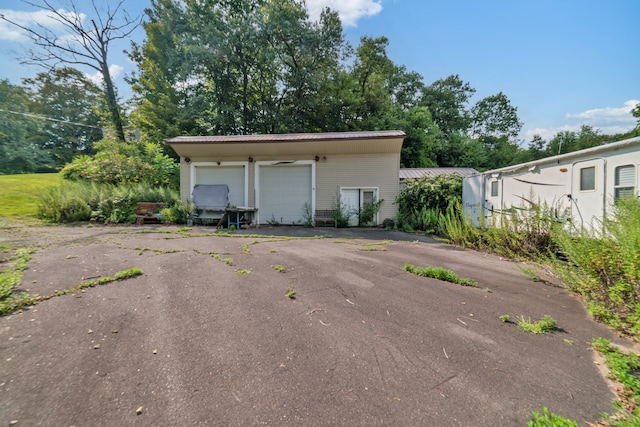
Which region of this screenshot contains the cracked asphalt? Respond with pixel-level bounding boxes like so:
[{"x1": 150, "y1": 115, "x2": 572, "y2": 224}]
[{"x1": 0, "y1": 222, "x2": 634, "y2": 426}]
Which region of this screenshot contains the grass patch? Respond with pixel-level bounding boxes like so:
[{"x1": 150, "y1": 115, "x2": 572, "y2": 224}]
[
  {"x1": 0, "y1": 173, "x2": 62, "y2": 217},
  {"x1": 403, "y1": 263, "x2": 478, "y2": 287},
  {"x1": 0, "y1": 248, "x2": 33, "y2": 305},
  {"x1": 527, "y1": 407, "x2": 578, "y2": 426},
  {"x1": 236, "y1": 269, "x2": 251, "y2": 275},
  {"x1": 273, "y1": 264, "x2": 285, "y2": 273},
  {"x1": 516, "y1": 315, "x2": 558, "y2": 334},
  {"x1": 1, "y1": 266, "x2": 142, "y2": 316}
]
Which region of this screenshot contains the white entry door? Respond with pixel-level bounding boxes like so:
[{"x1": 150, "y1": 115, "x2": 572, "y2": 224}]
[
  {"x1": 571, "y1": 159, "x2": 605, "y2": 231},
  {"x1": 340, "y1": 188, "x2": 378, "y2": 226}
]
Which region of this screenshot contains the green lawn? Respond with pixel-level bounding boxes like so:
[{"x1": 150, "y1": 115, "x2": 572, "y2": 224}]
[{"x1": 0, "y1": 173, "x2": 62, "y2": 217}]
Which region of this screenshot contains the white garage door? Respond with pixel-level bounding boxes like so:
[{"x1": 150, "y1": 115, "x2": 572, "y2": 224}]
[
  {"x1": 195, "y1": 166, "x2": 245, "y2": 207},
  {"x1": 259, "y1": 164, "x2": 312, "y2": 225}
]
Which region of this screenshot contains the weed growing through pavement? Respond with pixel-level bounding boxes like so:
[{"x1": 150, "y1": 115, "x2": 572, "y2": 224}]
[
  {"x1": 236, "y1": 269, "x2": 251, "y2": 275},
  {"x1": 1, "y1": 267, "x2": 143, "y2": 315},
  {"x1": 499, "y1": 314, "x2": 510, "y2": 322},
  {"x1": 193, "y1": 249, "x2": 234, "y2": 266},
  {"x1": 286, "y1": 286, "x2": 296, "y2": 299},
  {"x1": 403, "y1": 263, "x2": 478, "y2": 287},
  {"x1": 516, "y1": 315, "x2": 557, "y2": 334},
  {"x1": 273, "y1": 265, "x2": 285, "y2": 273}
]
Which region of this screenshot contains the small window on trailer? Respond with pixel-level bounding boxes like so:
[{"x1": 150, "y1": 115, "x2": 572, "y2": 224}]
[
  {"x1": 580, "y1": 166, "x2": 596, "y2": 191},
  {"x1": 490, "y1": 181, "x2": 499, "y2": 197},
  {"x1": 614, "y1": 165, "x2": 635, "y2": 199}
]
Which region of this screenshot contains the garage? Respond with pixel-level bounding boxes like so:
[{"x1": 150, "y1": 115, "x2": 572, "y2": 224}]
[
  {"x1": 256, "y1": 161, "x2": 314, "y2": 225},
  {"x1": 192, "y1": 163, "x2": 247, "y2": 207}
]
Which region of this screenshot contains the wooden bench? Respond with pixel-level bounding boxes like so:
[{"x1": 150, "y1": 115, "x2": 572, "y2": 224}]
[
  {"x1": 136, "y1": 202, "x2": 164, "y2": 225},
  {"x1": 315, "y1": 209, "x2": 337, "y2": 227}
]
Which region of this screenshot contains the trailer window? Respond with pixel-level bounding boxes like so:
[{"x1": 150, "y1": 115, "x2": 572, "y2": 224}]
[
  {"x1": 614, "y1": 165, "x2": 635, "y2": 199},
  {"x1": 580, "y1": 167, "x2": 595, "y2": 191},
  {"x1": 490, "y1": 181, "x2": 499, "y2": 197}
]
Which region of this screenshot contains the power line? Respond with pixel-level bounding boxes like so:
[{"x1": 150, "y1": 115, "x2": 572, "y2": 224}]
[{"x1": 0, "y1": 108, "x2": 103, "y2": 129}]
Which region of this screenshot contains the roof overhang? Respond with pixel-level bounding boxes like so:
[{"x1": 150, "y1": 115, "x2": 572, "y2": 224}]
[{"x1": 165, "y1": 131, "x2": 405, "y2": 158}]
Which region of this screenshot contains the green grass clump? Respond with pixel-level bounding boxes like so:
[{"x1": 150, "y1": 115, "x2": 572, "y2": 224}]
[
  {"x1": 0, "y1": 173, "x2": 61, "y2": 217},
  {"x1": 273, "y1": 264, "x2": 285, "y2": 273},
  {"x1": 527, "y1": 407, "x2": 578, "y2": 427},
  {"x1": 286, "y1": 286, "x2": 296, "y2": 299},
  {"x1": 516, "y1": 315, "x2": 557, "y2": 334},
  {"x1": 403, "y1": 263, "x2": 478, "y2": 287},
  {"x1": 0, "y1": 248, "x2": 33, "y2": 302},
  {"x1": 37, "y1": 181, "x2": 180, "y2": 224}
]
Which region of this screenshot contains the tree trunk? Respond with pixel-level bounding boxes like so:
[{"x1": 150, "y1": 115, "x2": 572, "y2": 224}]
[{"x1": 102, "y1": 67, "x2": 125, "y2": 141}]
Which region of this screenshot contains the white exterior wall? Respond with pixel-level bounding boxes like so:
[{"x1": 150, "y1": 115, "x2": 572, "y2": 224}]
[
  {"x1": 463, "y1": 138, "x2": 640, "y2": 232},
  {"x1": 181, "y1": 153, "x2": 400, "y2": 226},
  {"x1": 315, "y1": 153, "x2": 400, "y2": 223}
]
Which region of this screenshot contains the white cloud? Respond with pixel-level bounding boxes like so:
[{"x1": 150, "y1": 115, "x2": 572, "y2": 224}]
[
  {"x1": 0, "y1": 8, "x2": 85, "y2": 42},
  {"x1": 525, "y1": 100, "x2": 639, "y2": 142},
  {"x1": 305, "y1": 0, "x2": 383, "y2": 27},
  {"x1": 565, "y1": 99, "x2": 639, "y2": 124},
  {"x1": 85, "y1": 64, "x2": 124, "y2": 85}
]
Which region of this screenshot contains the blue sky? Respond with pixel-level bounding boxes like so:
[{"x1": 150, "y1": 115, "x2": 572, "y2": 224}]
[{"x1": 1, "y1": 0, "x2": 638, "y2": 143}]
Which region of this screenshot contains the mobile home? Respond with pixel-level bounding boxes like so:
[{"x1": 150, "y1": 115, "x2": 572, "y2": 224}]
[{"x1": 462, "y1": 136, "x2": 640, "y2": 232}]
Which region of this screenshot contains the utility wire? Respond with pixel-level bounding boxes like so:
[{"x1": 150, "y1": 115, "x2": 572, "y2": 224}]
[{"x1": 0, "y1": 108, "x2": 103, "y2": 129}]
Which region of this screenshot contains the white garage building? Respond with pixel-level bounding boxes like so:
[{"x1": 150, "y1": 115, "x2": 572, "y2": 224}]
[{"x1": 165, "y1": 131, "x2": 405, "y2": 226}]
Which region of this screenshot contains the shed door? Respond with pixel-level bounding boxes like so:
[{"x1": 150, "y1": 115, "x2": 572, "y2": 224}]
[
  {"x1": 195, "y1": 166, "x2": 245, "y2": 207},
  {"x1": 259, "y1": 164, "x2": 312, "y2": 225}
]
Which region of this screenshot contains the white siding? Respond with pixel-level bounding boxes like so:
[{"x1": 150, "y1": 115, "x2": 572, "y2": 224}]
[{"x1": 316, "y1": 153, "x2": 400, "y2": 224}]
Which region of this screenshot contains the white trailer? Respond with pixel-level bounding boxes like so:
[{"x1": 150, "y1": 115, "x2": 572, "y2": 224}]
[{"x1": 462, "y1": 136, "x2": 640, "y2": 232}]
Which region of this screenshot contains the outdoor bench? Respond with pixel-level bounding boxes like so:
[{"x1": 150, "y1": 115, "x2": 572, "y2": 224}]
[{"x1": 315, "y1": 209, "x2": 337, "y2": 227}]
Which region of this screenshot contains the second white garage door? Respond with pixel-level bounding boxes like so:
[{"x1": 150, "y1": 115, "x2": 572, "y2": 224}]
[{"x1": 258, "y1": 163, "x2": 313, "y2": 225}]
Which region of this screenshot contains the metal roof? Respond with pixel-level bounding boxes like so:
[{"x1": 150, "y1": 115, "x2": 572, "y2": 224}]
[
  {"x1": 399, "y1": 168, "x2": 479, "y2": 180},
  {"x1": 166, "y1": 130, "x2": 406, "y2": 144}
]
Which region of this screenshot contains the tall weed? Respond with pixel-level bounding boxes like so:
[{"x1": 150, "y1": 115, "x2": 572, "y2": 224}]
[
  {"x1": 37, "y1": 181, "x2": 180, "y2": 224},
  {"x1": 553, "y1": 198, "x2": 640, "y2": 338}
]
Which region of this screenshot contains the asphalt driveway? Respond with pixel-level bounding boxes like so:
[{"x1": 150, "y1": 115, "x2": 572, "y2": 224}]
[{"x1": 0, "y1": 223, "x2": 632, "y2": 426}]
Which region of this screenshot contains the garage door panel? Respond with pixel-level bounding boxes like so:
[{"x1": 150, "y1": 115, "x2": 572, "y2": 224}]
[
  {"x1": 195, "y1": 166, "x2": 245, "y2": 207},
  {"x1": 260, "y1": 164, "x2": 311, "y2": 225}
]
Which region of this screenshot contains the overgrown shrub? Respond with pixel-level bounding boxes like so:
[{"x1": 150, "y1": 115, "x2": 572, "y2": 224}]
[
  {"x1": 160, "y1": 200, "x2": 195, "y2": 224},
  {"x1": 395, "y1": 174, "x2": 462, "y2": 233},
  {"x1": 441, "y1": 200, "x2": 559, "y2": 260},
  {"x1": 552, "y1": 197, "x2": 640, "y2": 338},
  {"x1": 37, "y1": 181, "x2": 180, "y2": 224},
  {"x1": 332, "y1": 192, "x2": 353, "y2": 228},
  {"x1": 60, "y1": 138, "x2": 179, "y2": 188}
]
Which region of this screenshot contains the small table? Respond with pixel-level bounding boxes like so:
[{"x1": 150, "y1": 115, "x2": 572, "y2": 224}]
[{"x1": 225, "y1": 207, "x2": 257, "y2": 230}]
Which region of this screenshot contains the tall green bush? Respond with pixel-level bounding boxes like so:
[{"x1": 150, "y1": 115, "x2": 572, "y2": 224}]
[
  {"x1": 60, "y1": 138, "x2": 179, "y2": 188},
  {"x1": 37, "y1": 181, "x2": 180, "y2": 224},
  {"x1": 395, "y1": 174, "x2": 463, "y2": 233}
]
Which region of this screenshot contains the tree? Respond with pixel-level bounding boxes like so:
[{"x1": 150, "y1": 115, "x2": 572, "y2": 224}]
[
  {"x1": 127, "y1": 0, "x2": 194, "y2": 152},
  {"x1": 469, "y1": 92, "x2": 523, "y2": 141},
  {"x1": 0, "y1": 80, "x2": 43, "y2": 173},
  {"x1": 1, "y1": 0, "x2": 142, "y2": 141},
  {"x1": 23, "y1": 67, "x2": 103, "y2": 168},
  {"x1": 421, "y1": 75, "x2": 475, "y2": 137}
]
